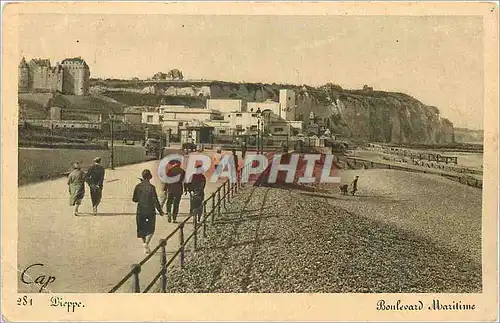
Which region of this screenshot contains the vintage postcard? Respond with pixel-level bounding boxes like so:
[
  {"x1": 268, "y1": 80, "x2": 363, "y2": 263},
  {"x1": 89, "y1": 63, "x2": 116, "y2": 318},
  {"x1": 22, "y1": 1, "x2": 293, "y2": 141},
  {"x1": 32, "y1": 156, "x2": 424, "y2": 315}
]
[{"x1": 1, "y1": 1, "x2": 498, "y2": 321}]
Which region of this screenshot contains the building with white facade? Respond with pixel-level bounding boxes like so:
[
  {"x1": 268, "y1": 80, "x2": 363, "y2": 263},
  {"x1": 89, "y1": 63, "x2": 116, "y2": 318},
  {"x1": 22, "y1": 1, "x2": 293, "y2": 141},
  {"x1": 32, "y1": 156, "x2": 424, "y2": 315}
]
[
  {"x1": 142, "y1": 112, "x2": 163, "y2": 125},
  {"x1": 206, "y1": 99, "x2": 243, "y2": 113},
  {"x1": 142, "y1": 106, "x2": 224, "y2": 136},
  {"x1": 224, "y1": 111, "x2": 263, "y2": 135},
  {"x1": 138, "y1": 88, "x2": 303, "y2": 142},
  {"x1": 205, "y1": 120, "x2": 232, "y2": 137},
  {"x1": 247, "y1": 100, "x2": 280, "y2": 116},
  {"x1": 279, "y1": 89, "x2": 296, "y2": 121},
  {"x1": 161, "y1": 106, "x2": 221, "y2": 122},
  {"x1": 242, "y1": 89, "x2": 302, "y2": 137},
  {"x1": 267, "y1": 120, "x2": 303, "y2": 136}
]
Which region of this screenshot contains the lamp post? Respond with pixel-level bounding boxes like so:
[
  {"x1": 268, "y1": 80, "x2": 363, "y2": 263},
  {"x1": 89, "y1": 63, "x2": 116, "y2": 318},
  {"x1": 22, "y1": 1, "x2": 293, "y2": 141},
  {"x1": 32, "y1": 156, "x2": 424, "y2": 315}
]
[
  {"x1": 256, "y1": 108, "x2": 262, "y2": 154},
  {"x1": 109, "y1": 114, "x2": 115, "y2": 170},
  {"x1": 260, "y1": 117, "x2": 265, "y2": 154}
]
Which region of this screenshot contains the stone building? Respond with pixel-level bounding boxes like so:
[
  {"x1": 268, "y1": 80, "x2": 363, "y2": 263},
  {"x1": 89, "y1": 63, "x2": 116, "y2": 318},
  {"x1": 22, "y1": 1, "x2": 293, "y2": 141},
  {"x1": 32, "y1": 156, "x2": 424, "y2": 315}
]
[
  {"x1": 18, "y1": 58, "x2": 31, "y2": 91},
  {"x1": 19, "y1": 58, "x2": 63, "y2": 93},
  {"x1": 61, "y1": 57, "x2": 90, "y2": 95},
  {"x1": 18, "y1": 57, "x2": 90, "y2": 95}
]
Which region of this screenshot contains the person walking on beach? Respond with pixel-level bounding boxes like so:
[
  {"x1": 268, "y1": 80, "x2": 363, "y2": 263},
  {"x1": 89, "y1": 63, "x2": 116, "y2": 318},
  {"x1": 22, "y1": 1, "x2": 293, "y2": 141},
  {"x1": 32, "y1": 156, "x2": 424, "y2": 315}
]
[
  {"x1": 350, "y1": 175, "x2": 359, "y2": 196},
  {"x1": 162, "y1": 160, "x2": 186, "y2": 223},
  {"x1": 68, "y1": 162, "x2": 86, "y2": 216},
  {"x1": 133, "y1": 169, "x2": 164, "y2": 254},
  {"x1": 186, "y1": 162, "x2": 206, "y2": 221},
  {"x1": 85, "y1": 157, "x2": 105, "y2": 215}
]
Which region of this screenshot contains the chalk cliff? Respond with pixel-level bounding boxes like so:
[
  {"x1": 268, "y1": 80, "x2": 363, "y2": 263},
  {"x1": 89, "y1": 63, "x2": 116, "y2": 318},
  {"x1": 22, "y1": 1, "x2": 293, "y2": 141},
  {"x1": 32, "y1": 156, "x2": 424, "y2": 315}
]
[{"x1": 207, "y1": 82, "x2": 454, "y2": 144}]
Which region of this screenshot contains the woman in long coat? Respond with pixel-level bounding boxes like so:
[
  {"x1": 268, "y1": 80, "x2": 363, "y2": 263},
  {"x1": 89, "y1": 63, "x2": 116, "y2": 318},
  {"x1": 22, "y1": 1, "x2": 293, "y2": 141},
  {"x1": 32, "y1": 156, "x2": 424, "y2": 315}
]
[
  {"x1": 68, "y1": 162, "x2": 85, "y2": 216},
  {"x1": 133, "y1": 169, "x2": 164, "y2": 254}
]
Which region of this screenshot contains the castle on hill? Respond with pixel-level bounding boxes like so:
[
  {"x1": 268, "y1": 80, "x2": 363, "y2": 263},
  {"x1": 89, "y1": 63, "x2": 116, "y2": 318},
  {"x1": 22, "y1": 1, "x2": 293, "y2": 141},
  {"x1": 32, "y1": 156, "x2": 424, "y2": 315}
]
[{"x1": 18, "y1": 57, "x2": 90, "y2": 96}]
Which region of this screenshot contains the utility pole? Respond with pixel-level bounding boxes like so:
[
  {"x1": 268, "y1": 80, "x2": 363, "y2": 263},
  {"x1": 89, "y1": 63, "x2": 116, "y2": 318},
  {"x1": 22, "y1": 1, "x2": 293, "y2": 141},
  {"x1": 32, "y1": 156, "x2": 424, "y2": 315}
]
[
  {"x1": 256, "y1": 108, "x2": 262, "y2": 154},
  {"x1": 260, "y1": 116, "x2": 264, "y2": 154},
  {"x1": 159, "y1": 129, "x2": 163, "y2": 160},
  {"x1": 110, "y1": 114, "x2": 115, "y2": 170},
  {"x1": 286, "y1": 129, "x2": 289, "y2": 149}
]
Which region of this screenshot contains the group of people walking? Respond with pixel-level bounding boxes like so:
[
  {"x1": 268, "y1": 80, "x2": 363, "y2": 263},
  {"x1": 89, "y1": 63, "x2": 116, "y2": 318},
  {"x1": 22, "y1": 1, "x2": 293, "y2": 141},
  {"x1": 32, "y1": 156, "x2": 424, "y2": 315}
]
[
  {"x1": 66, "y1": 149, "x2": 239, "y2": 254},
  {"x1": 132, "y1": 160, "x2": 208, "y2": 254},
  {"x1": 67, "y1": 157, "x2": 106, "y2": 216},
  {"x1": 67, "y1": 147, "x2": 357, "y2": 255},
  {"x1": 132, "y1": 148, "x2": 240, "y2": 254}
]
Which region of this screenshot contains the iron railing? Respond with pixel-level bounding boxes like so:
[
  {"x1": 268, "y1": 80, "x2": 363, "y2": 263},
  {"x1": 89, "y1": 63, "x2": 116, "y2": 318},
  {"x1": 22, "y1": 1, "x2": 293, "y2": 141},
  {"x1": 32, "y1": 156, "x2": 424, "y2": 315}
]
[{"x1": 109, "y1": 160, "x2": 256, "y2": 293}]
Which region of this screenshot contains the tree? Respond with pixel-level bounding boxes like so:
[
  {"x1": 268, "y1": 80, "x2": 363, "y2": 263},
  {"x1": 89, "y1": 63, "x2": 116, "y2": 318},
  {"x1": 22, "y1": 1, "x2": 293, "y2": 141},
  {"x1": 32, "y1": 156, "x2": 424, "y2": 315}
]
[
  {"x1": 167, "y1": 69, "x2": 184, "y2": 80},
  {"x1": 152, "y1": 72, "x2": 167, "y2": 80},
  {"x1": 153, "y1": 70, "x2": 185, "y2": 80}
]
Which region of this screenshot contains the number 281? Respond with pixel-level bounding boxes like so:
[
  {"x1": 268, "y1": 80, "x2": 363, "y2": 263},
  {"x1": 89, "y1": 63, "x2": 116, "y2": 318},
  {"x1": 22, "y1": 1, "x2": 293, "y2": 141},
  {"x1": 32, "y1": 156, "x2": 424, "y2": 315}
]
[{"x1": 17, "y1": 296, "x2": 33, "y2": 306}]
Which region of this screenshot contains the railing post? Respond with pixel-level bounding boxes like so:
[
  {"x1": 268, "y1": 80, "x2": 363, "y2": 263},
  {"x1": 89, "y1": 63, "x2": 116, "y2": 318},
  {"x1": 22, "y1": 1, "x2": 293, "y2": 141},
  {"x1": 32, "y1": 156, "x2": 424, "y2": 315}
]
[
  {"x1": 217, "y1": 189, "x2": 221, "y2": 215},
  {"x1": 211, "y1": 192, "x2": 215, "y2": 217},
  {"x1": 210, "y1": 192, "x2": 215, "y2": 224},
  {"x1": 193, "y1": 212, "x2": 198, "y2": 252},
  {"x1": 203, "y1": 201, "x2": 207, "y2": 238},
  {"x1": 236, "y1": 177, "x2": 239, "y2": 196},
  {"x1": 160, "y1": 239, "x2": 167, "y2": 293},
  {"x1": 223, "y1": 181, "x2": 227, "y2": 209},
  {"x1": 239, "y1": 167, "x2": 243, "y2": 189},
  {"x1": 131, "y1": 264, "x2": 141, "y2": 293},
  {"x1": 179, "y1": 223, "x2": 185, "y2": 268}
]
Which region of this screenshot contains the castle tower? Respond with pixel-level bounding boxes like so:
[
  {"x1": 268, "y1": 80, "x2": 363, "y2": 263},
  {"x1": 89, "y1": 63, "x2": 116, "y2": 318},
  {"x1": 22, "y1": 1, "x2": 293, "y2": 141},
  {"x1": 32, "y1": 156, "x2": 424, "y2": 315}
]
[
  {"x1": 61, "y1": 57, "x2": 90, "y2": 95},
  {"x1": 28, "y1": 58, "x2": 53, "y2": 91},
  {"x1": 54, "y1": 63, "x2": 63, "y2": 93},
  {"x1": 279, "y1": 89, "x2": 296, "y2": 121},
  {"x1": 18, "y1": 57, "x2": 30, "y2": 92}
]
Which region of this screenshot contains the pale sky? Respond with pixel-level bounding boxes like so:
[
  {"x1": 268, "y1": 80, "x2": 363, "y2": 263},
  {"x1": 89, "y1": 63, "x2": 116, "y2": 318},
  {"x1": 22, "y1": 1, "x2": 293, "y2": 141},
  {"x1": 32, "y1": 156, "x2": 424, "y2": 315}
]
[{"x1": 18, "y1": 14, "x2": 484, "y2": 129}]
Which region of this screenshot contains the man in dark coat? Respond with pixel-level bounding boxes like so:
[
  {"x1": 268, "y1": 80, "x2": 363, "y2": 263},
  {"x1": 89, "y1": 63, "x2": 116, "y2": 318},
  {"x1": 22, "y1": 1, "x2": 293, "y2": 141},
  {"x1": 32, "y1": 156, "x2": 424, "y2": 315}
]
[
  {"x1": 185, "y1": 163, "x2": 206, "y2": 221},
  {"x1": 161, "y1": 160, "x2": 186, "y2": 223},
  {"x1": 85, "y1": 157, "x2": 105, "y2": 215},
  {"x1": 133, "y1": 169, "x2": 163, "y2": 254}
]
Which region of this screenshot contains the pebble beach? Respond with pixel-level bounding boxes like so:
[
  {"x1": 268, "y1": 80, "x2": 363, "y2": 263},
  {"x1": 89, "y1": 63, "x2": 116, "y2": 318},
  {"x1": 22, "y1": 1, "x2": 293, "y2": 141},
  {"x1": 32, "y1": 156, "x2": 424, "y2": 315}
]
[{"x1": 163, "y1": 169, "x2": 482, "y2": 293}]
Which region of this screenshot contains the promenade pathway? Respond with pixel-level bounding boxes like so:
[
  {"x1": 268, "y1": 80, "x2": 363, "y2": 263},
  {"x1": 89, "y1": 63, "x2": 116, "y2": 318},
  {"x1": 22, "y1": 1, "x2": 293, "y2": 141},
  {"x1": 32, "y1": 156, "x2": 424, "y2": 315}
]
[{"x1": 17, "y1": 150, "x2": 243, "y2": 293}]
